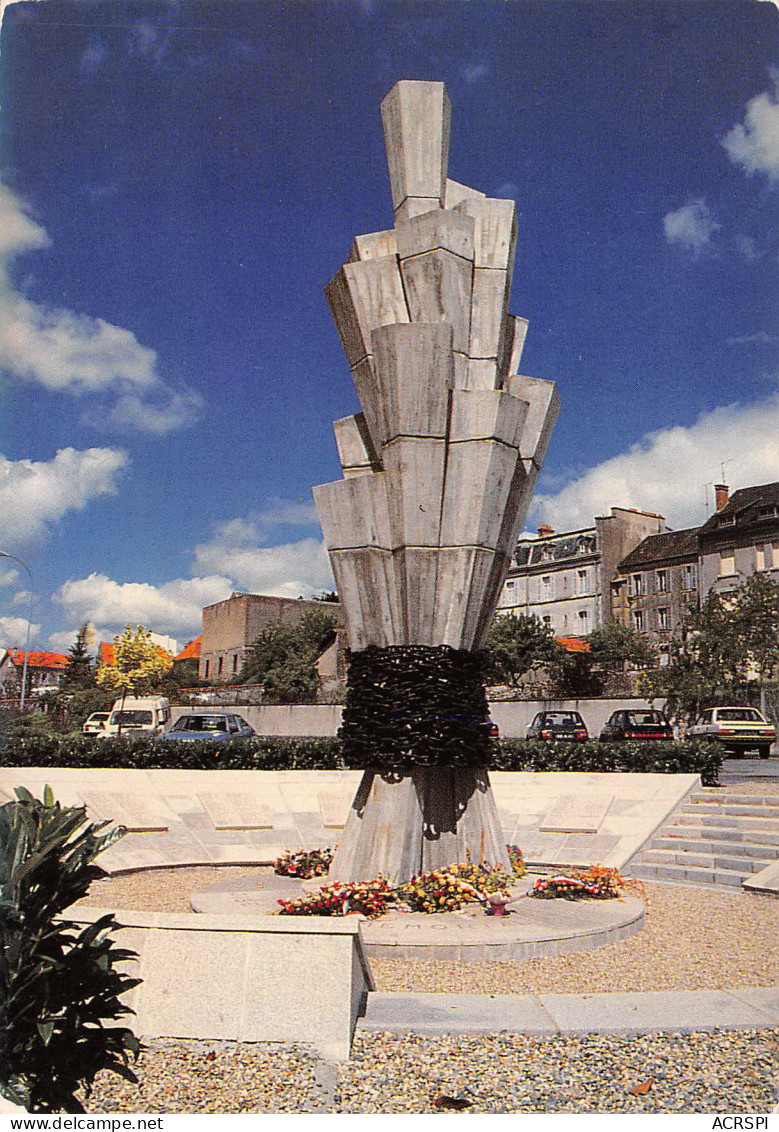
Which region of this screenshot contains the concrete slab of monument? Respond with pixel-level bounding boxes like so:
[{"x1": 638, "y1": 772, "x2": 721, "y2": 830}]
[
  {"x1": 743, "y1": 859, "x2": 779, "y2": 896},
  {"x1": 71, "y1": 906, "x2": 375, "y2": 1063},
  {"x1": 360, "y1": 991, "x2": 554, "y2": 1036},
  {"x1": 538, "y1": 987, "x2": 779, "y2": 1036},
  {"x1": 490, "y1": 772, "x2": 698, "y2": 868}
]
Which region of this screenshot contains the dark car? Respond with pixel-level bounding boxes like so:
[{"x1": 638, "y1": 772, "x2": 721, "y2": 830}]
[
  {"x1": 526, "y1": 711, "x2": 589, "y2": 741},
  {"x1": 599, "y1": 709, "x2": 673, "y2": 742},
  {"x1": 156, "y1": 713, "x2": 255, "y2": 743}
]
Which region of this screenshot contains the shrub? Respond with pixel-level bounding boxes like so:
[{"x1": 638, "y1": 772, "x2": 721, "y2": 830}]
[
  {"x1": 0, "y1": 787, "x2": 141, "y2": 1112},
  {"x1": 0, "y1": 733, "x2": 722, "y2": 785},
  {"x1": 0, "y1": 734, "x2": 343, "y2": 772},
  {"x1": 491, "y1": 739, "x2": 722, "y2": 785}
]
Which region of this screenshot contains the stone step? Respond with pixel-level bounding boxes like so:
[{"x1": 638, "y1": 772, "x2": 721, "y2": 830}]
[
  {"x1": 629, "y1": 861, "x2": 748, "y2": 887},
  {"x1": 676, "y1": 812, "x2": 779, "y2": 833},
  {"x1": 689, "y1": 792, "x2": 779, "y2": 809},
  {"x1": 650, "y1": 835, "x2": 779, "y2": 860},
  {"x1": 682, "y1": 801, "x2": 779, "y2": 819},
  {"x1": 639, "y1": 848, "x2": 773, "y2": 873}
]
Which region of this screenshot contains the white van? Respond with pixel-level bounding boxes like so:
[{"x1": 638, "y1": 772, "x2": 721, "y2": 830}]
[{"x1": 100, "y1": 696, "x2": 171, "y2": 738}]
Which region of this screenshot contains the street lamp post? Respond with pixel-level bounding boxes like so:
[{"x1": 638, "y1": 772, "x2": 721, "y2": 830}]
[{"x1": 0, "y1": 552, "x2": 33, "y2": 712}]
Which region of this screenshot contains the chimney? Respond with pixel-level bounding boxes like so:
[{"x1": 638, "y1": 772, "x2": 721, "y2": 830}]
[
  {"x1": 714, "y1": 484, "x2": 729, "y2": 512},
  {"x1": 538, "y1": 524, "x2": 554, "y2": 538}
]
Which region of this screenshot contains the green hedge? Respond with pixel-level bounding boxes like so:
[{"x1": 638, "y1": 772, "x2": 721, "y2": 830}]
[
  {"x1": 0, "y1": 735, "x2": 342, "y2": 771},
  {"x1": 492, "y1": 739, "x2": 723, "y2": 785},
  {"x1": 0, "y1": 733, "x2": 722, "y2": 782}
]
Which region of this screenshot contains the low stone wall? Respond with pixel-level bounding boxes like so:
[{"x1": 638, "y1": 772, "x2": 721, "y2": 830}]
[
  {"x1": 170, "y1": 698, "x2": 656, "y2": 739},
  {"x1": 71, "y1": 906, "x2": 374, "y2": 1062}
]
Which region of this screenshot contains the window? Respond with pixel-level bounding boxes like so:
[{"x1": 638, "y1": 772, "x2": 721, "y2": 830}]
[
  {"x1": 631, "y1": 573, "x2": 646, "y2": 597},
  {"x1": 217, "y1": 656, "x2": 224, "y2": 676},
  {"x1": 203, "y1": 659, "x2": 210, "y2": 679},
  {"x1": 578, "y1": 610, "x2": 589, "y2": 631},
  {"x1": 756, "y1": 545, "x2": 766, "y2": 571},
  {"x1": 633, "y1": 610, "x2": 644, "y2": 631},
  {"x1": 576, "y1": 569, "x2": 589, "y2": 595},
  {"x1": 657, "y1": 607, "x2": 669, "y2": 630},
  {"x1": 719, "y1": 551, "x2": 735, "y2": 577},
  {"x1": 540, "y1": 575, "x2": 554, "y2": 601},
  {"x1": 542, "y1": 614, "x2": 552, "y2": 627},
  {"x1": 683, "y1": 564, "x2": 697, "y2": 590},
  {"x1": 232, "y1": 653, "x2": 239, "y2": 673},
  {"x1": 656, "y1": 570, "x2": 668, "y2": 593}
]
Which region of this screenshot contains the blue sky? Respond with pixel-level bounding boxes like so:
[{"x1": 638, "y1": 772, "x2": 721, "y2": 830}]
[{"x1": 0, "y1": 0, "x2": 777, "y2": 653}]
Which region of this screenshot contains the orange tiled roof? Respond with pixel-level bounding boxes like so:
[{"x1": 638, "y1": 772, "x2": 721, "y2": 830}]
[
  {"x1": 6, "y1": 649, "x2": 69, "y2": 670},
  {"x1": 98, "y1": 640, "x2": 174, "y2": 665},
  {"x1": 175, "y1": 636, "x2": 202, "y2": 661},
  {"x1": 555, "y1": 636, "x2": 591, "y2": 653}
]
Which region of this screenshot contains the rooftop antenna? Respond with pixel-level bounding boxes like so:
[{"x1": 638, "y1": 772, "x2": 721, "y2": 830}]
[{"x1": 719, "y1": 458, "x2": 734, "y2": 484}]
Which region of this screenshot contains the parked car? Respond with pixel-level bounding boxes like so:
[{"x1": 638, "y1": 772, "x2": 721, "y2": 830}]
[
  {"x1": 687, "y1": 707, "x2": 776, "y2": 759},
  {"x1": 82, "y1": 711, "x2": 110, "y2": 736},
  {"x1": 98, "y1": 696, "x2": 171, "y2": 739},
  {"x1": 599, "y1": 709, "x2": 673, "y2": 742},
  {"x1": 526, "y1": 711, "x2": 589, "y2": 741},
  {"x1": 488, "y1": 719, "x2": 500, "y2": 739},
  {"x1": 156, "y1": 713, "x2": 256, "y2": 743}
]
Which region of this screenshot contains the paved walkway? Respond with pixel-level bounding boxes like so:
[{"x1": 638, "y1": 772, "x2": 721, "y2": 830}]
[{"x1": 359, "y1": 985, "x2": 779, "y2": 1036}]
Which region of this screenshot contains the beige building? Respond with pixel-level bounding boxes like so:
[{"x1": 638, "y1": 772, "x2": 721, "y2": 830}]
[
  {"x1": 199, "y1": 593, "x2": 342, "y2": 682},
  {"x1": 497, "y1": 507, "x2": 667, "y2": 637}
]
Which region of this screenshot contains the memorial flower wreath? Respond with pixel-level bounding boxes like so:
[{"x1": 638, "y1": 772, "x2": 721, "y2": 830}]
[
  {"x1": 273, "y1": 846, "x2": 529, "y2": 919},
  {"x1": 530, "y1": 865, "x2": 647, "y2": 901}
]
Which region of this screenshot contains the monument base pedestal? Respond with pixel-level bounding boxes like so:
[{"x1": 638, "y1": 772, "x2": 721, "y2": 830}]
[{"x1": 328, "y1": 766, "x2": 511, "y2": 885}]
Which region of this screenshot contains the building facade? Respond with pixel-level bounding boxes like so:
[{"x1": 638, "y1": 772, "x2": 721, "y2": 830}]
[
  {"x1": 698, "y1": 482, "x2": 779, "y2": 600},
  {"x1": 0, "y1": 650, "x2": 69, "y2": 701},
  {"x1": 199, "y1": 593, "x2": 342, "y2": 682},
  {"x1": 497, "y1": 506, "x2": 667, "y2": 637},
  {"x1": 611, "y1": 527, "x2": 700, "y2": 659}
]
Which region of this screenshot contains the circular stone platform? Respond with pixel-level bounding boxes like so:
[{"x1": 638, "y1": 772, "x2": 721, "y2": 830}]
[{"x1": 190, "y1": 869, "x2": 645, "y2": 962}]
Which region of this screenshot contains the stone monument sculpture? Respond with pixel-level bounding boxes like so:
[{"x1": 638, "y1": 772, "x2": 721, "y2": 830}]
[{"x1": 314, "y1": 80, "x2": 559, "y2": 884}]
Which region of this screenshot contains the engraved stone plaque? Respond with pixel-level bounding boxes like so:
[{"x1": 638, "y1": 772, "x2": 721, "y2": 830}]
[{"x1": 540, "y1": 795, "x2": 612, "y2": 834}]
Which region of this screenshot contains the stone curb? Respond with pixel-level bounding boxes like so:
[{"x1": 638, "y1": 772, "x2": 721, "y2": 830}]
[{"x1": 358, "y1": 985, "x2": 779, "y2": 1037}]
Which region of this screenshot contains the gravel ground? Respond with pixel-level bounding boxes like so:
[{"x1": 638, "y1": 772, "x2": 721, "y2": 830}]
[
  {"x1": 75, "y1": 863, "x2": 778, "y2": 1115},
  {"x1": 79, "y1": 868, "x2": 778, "y2": 993},
  {"x1": 82, "y1": 1031, "x2": 777, "y2": 1114}
]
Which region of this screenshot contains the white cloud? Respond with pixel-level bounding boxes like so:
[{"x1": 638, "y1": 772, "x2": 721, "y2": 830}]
[
  {"x1": 48, "y1": 496, "x2": 334, "y2": 645},
  {"x1": 0, "y1": 446, "x2": 128, "y2": 546},
  {"x1": 0, "y1": 616, "x2": 41, "y2": 650},
  {"x1": 47, "y1": 629, "x2": 80, "y2": 653},
  {"x1": 722, "y1": 75, "x2": 779, "y2": 180},
  {"x1": 193, "y1": 536, "x2": 333, "y2": 599},
  {"x1": 663, "y1": 199, "x2": 720, "y2": 251},
  {"x1": 531, "y1": 392, "x2": 779, "y2": 532},
  {"x1": 0, "y1": 568, "x2": 19, "y2": 586},
  {"x1": 0, "y1": 184, "x2": 201, "y2": 433},
  {"x1": 53, "y1": 572, "x2": 235, "y2": 639}
]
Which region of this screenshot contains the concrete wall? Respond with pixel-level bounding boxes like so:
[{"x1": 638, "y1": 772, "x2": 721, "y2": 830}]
[
  {"x1": 172, "y1": 698, "x2": 655, "y2": 739},
  {"x1": 71, "y1": 906, "x2": 374, "y2": 1062}
]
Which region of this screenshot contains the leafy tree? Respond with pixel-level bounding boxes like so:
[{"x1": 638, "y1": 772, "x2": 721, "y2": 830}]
[
  {"x1": 640, "y1": 574, "x2": 779, "y2": 722},
  {"x1": 240, "y1": 608, "x2": 336, "y2": 703},
  {"x1": 586, "y1": 622, "x2": 658, "y2": 673},
  {"x1": 485, "y1": 614, "x2": 564, "y2": 687},
  {"x1": 59, "y1": 625, "x2": 96, "y2": 693},
  {"x1": 95, "y1": 626, "x2": 174, "y2": 698}
]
